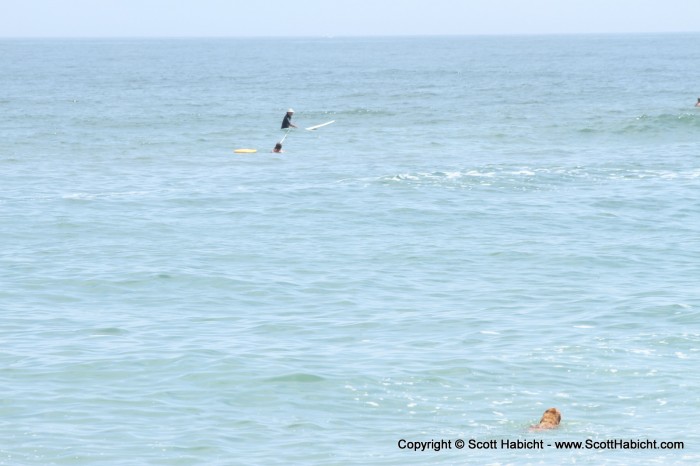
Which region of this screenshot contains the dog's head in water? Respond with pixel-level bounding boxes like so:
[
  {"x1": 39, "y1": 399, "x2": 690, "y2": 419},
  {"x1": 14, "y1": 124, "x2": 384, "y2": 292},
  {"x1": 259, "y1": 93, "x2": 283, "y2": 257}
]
[{"x1": 534, "y1": 408, "x2": 561, "y2": 429}]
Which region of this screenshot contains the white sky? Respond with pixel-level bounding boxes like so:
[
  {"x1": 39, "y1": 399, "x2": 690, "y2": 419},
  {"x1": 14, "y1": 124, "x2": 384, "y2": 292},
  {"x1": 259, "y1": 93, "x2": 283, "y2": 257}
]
[{"x1": 1, "y1": 0, "x2": 699, "y2": 37}]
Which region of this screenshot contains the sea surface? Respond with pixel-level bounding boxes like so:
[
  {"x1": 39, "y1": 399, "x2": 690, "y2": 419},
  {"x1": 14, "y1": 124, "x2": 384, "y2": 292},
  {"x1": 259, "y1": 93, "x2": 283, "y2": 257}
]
[{"x1": 1, "y1": 34, "x2": 700, "y2": 465}]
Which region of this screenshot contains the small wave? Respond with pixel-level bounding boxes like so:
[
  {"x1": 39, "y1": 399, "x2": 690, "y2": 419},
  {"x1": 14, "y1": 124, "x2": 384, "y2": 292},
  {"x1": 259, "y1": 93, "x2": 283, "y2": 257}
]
[
  {"x1": 62, "y1": 190, "x2": 153, "y2": 201},
  {"x1": 621, "y1": 112, "x2": 700, "y2": 134},
  {"x1": 578, "y1": 112, "x2": 700, "y2": 136},
  {"x1": 391, "y1": 173, "x2": 420, "y2": 181},
  {"x1": 328, "y1": 107, "x2": 397, "y2": 117},
  {"x1": 265, "y1": 373, "x2": 325, "y2": 383},
  {"x1": 84, "y1": 327, "x2": 129, "y2": 337},
  {"x1": 377, "y1": 165, "x2": 700, "y2": 191},
  {"x1": 378, "y1": 167, "x2": 546, "y2": 191}
]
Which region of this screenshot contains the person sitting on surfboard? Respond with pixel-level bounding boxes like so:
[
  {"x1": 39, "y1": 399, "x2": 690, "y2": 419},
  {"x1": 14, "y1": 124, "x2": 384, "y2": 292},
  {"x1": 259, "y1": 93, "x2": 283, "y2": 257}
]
[
  {"x1": 281, "y1": 109, "x2": 297, "y2": 129},
  {"x1": 272, "y1": 143, "x2": 284, "y2": 153}
]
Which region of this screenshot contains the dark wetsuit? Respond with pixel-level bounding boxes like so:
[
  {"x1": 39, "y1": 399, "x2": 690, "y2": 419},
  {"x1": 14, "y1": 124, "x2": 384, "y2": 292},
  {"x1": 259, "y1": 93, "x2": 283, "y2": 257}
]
[{"x1": 281, "y1": 113, "x2": 294, "y2": 129}]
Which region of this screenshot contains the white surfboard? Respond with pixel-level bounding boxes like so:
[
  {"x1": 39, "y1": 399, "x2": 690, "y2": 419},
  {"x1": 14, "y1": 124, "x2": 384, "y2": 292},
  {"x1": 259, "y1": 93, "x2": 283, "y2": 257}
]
[{"x1": 305, "y1": 120, "x2": 335, "y2": 131}]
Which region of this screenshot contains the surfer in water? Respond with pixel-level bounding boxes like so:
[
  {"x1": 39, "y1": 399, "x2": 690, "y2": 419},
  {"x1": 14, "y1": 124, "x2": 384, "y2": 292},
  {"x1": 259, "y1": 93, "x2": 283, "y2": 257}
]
[
  {"x1": 695, "y1": 98, "x2": 700, "y2": 107},
  {"x1": 272, "y1": 143, "x2": 284, "y2": 153},
  {"x1": 281, "y1": 109, "x2": 297, "y2": 129}
]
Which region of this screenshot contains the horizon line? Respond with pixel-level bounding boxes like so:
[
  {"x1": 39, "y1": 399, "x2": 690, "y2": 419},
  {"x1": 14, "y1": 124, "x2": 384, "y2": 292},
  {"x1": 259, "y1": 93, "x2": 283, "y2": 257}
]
[{"x1": 1, "y1": 30, "x2": 699, "y2": 40}]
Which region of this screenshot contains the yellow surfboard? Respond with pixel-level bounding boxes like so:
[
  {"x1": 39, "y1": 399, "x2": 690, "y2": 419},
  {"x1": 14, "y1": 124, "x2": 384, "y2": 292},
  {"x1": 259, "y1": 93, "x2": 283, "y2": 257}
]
[{"x1": 234, "y1": 149, "x2": 257, "y2": 153}]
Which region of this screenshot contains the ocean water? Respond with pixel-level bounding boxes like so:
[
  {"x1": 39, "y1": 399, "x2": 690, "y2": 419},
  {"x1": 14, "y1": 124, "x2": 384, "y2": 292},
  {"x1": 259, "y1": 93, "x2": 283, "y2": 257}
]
[{"x1": 1, "y1": 34, "x2": 700, "y2": 465}]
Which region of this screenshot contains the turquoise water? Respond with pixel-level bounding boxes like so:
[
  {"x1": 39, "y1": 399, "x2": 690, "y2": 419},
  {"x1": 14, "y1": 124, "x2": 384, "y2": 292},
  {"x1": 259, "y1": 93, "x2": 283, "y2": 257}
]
[{"x1": 2, "y1": 35, "x2": 700, "y2": 465}]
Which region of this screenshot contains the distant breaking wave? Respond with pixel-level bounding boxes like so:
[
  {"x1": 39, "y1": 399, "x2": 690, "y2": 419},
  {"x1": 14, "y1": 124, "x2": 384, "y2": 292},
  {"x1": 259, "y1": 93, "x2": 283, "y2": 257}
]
[
  {"x1": 376, "y1": 165, "x2": 700, "y2": 191},
  {"x1": 578, "y1": 112, "x2": 700, "y2": 135}
]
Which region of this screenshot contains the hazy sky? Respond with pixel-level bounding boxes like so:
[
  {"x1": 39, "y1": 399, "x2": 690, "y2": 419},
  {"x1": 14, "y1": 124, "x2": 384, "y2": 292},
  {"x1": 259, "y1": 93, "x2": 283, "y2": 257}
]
[{"x1": 1, "y1": 0, "x2": 699, "y2": 38}]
